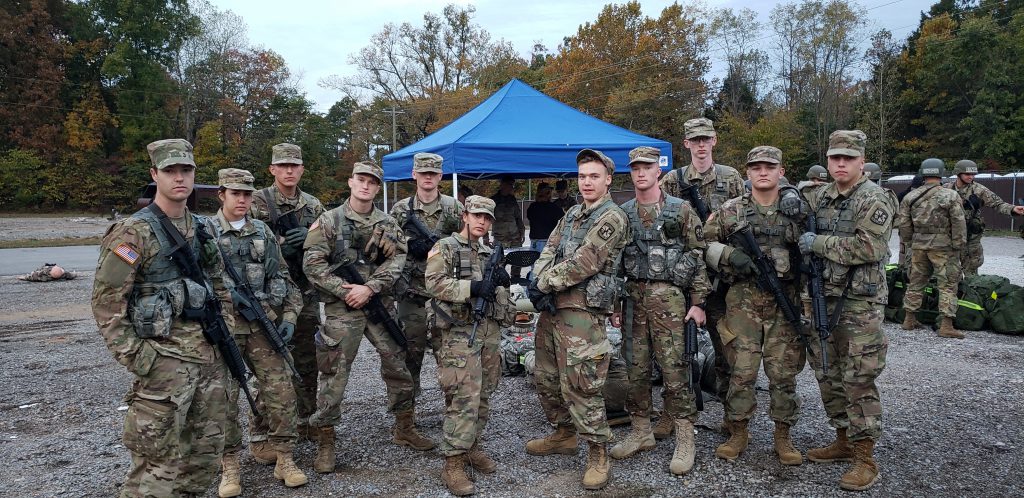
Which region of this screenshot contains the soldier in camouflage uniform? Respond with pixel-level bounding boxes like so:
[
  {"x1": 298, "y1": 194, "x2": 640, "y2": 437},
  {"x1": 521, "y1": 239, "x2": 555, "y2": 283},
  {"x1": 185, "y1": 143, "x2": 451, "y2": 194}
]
[
  {"x1": 946, "y1": 159, "x2": 1024, "y2": 276},
  {"x1": 609, "y1": 146, "x2": 710, "y2": 476},
  {"x1": 798, "y1": 130, "x2": 894, "y2": 491},
  {"x1": 525, "y1": 149, "x2": 630, "y2": 491},
  {"x1": 897, "y1": 159, "x2": 967, "y2": 339},
  {"x1": 805, "y1": 165, "x2": 829, "y2": 186},
  {"x1": 703, "y1": 146, "x2": 808, "y2": 466},
  {"x1": 656, "y1": 117, "x2": 745, "y2": 438},
  {"x1": 248, "y1": 143, "x2": 325, "y2": 458},
  {"x1": 212, "y1": 168, "x2": 307, "y2": 496},
  {"x1": 92, "y1": 139, "x2": 233, "y2": 497},
  {"x1": 490, "y1": 176, "x2": 526, "y2": 281},
  {"x1": 17, "y1": 263, "x2": 78, "y2": 281},
  {"x1": 425, "y1": 195, "x2": 514, "y2": 496},
  {"x1": 390, "y1": 152, "x2": 465, "y2": 391},
  {"x1": 303, "y1": 161, "x2": 429, "y2": 474}
]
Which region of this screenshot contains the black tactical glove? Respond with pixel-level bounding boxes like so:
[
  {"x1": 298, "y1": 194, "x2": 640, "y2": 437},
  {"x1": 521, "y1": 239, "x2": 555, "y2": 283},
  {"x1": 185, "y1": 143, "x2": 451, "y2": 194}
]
[
  {"x1": 528, "y1": 280, "x2": 556, "y2": 314},
  {"x1": 728, "y1": 248, "x2": 757, "y2": 276},
  {"x1": 779, "y1": 186, "x2": 808, "y2": 218},
  {"x1": 284, "y1": 227, "x2": 309, "y2": 248},
  {"x1": 470, "y1": 279, "x2": 497, "y2": 300},
  {"x1": 408, "y1": 238, "x2": 434, "y2": 260}
]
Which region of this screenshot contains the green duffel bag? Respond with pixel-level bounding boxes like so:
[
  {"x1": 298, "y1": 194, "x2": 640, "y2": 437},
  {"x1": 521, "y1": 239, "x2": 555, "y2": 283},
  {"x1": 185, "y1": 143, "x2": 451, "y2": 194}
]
[
  {"x1": 886, "y1": 264, "x2": 907, "y2": 307},
  {"x1": 961, "y1": 274, "x2": 1012, "y2": 313},
  {"x1": 989, "y1": 284, "x2": 1024, "y2": 335},
  {"x1": 953, "y1": 292, "x2": 987, "y2": 331},
  {"x1": 884, "y1": 305, "x2": 904, "y2": 323}
]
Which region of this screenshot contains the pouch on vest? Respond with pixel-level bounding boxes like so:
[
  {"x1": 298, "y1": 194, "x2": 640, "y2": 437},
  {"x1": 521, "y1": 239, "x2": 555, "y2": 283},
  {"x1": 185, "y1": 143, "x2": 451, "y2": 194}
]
[
  {"x1": 671, "y1": 250, "x2": 700, "y2": 289},
  {"x1": 585, "y1": 273, "x2": 620, "y2": 312},
  {"x1": 130, "y1": 283, "x2": 182, "y2": 339},
  {"x1": 182, "y1": 278, "x2": 209, "y2": 317},
  {"x1": 267, "y1": 277, "x2": 287, "y2": 307},
  {"x1": 769, "y1": 246, "x2": 791, "y2": 277}
]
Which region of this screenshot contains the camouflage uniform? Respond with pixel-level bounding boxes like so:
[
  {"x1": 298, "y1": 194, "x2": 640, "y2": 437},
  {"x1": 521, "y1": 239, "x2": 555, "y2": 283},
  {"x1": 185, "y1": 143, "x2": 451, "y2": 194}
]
[
  {"x1": 491, "y1": 191, "x2": 525, "y2": 248},
  {"x1": 897, "y1": 184, "x2": 967, "y2": 318},
  {"x1": 532, "y1": 189, "x2": 630, "y2": 443},
  {"x1": 17, "y1": 263, "x2": 78, "y2": 281},
  {"x1": 91, "y1": 139, "x2": 233, "y2": 497},
  {"x1": 390, "y1": 153, "x2": 465, "y2": 391},
  {"x1": 948, "y1": 180, "x2": 1018, "y2": 276},
  {"x1": 249, "y1": 147, "x2": 325, "y2": 432},
  {"x1": 302, "y1": 173, "x2": 413, "y2": 428}
]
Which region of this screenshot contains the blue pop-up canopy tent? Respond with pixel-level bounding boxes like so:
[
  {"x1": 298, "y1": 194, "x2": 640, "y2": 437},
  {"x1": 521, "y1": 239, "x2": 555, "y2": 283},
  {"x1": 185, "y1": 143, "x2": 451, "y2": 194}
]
[{"x1": 381, "y1": 79, "x2": 672, "y2": 183}]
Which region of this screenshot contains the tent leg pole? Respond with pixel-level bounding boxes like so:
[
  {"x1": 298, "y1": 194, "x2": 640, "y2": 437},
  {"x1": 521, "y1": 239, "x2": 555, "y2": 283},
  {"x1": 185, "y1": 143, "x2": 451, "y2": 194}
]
[
  {"x1": 383, "y1": 181, "x2": 388, "y2": 212},
  {"x1": 453, "y1": 173, "x2": 459, "y2": 200}
]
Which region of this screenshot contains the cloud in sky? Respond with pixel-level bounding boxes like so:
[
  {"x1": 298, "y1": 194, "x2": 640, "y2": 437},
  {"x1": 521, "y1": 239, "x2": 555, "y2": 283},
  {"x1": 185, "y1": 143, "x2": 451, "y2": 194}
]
[{"x1": 210, "y1": 0, "x2": 934, "y2": 112}]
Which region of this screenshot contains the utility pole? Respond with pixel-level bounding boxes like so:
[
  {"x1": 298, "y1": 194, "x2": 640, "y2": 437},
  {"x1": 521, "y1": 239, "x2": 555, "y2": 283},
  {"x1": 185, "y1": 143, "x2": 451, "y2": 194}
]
[{"x1": 384, "y1": 106, "x2": 406, "y2": 151}]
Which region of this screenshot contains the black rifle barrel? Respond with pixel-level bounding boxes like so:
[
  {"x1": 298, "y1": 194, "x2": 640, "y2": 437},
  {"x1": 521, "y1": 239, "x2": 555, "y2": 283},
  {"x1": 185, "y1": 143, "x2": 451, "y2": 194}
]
[
  {"x1": 804, "y1": 216, "x2": 830, "y2": 374},
  {"x1": 331, "y1": 263, "x2": 407, "y2": 349}
]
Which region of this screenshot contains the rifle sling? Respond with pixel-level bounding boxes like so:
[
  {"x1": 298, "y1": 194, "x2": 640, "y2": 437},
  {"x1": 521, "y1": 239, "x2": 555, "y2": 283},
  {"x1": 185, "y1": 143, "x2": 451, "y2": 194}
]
[
  {"x1": 827, "y1": 269, "x2": 857, "y2": 332},
  {"x1": 148, "y1": 204, "x2": 203, "y2": 283}
]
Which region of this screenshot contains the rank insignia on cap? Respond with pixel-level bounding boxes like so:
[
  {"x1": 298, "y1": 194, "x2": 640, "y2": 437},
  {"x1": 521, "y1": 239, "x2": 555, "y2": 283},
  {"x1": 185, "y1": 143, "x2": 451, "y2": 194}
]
[{"x1": 113, "y1": 243, "x2": 140, "y2": 266}]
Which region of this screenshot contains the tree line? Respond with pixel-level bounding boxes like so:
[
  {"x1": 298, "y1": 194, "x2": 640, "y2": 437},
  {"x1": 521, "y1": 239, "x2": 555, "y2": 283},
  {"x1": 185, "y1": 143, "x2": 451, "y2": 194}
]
[{"x1": 1, "y1": 0, "x2": 1022, "y2": 211}]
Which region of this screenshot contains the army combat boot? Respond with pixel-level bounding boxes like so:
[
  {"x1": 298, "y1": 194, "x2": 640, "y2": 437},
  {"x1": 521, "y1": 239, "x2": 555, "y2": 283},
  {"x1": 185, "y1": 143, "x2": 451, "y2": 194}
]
[
  {"x1": 839, "y1": 439, "x2": 880, "y2": 491},
  {"x1": 609, "y1": 416, "x2": 655, "y2": 459},
  {"x1": 937, "y1": 317, "x2": 965, "y2": 339},
  {"x1": 393, "y1": 409, "x2": 436, "y2": 450},
  {"x1": 314, "y1": 426, "x2": 336, "y2": 474},
  {"x1": 807, "y1": 428, "x2": 853, "y2": 463},
  {"x1": 250, "y1": 440, "x2": 277, "y2": 465},
  {"x1": 901, "y1": 313, "x2": 921, "y2": 331},
  {"x1": 525, "y1": 425, "x2": 578, "y2": 456},
  {"x1": 773, "y1": 424, "x2": 803, "y2": 465},
  {"x1": 274, "y1": 451, "x2": 309, "y2": 488},
  {"x1": 670, "y1": 419, "x2": 696, "y2": 475},
  {"x1": 218, "y1": 452, "x2": 241, "y2": 498},
  {"x1": 441, "y1": 455, "x2": 476, "y2": 496},
  {"x1": 582, "y1": 441, "x2": 611, "y2": 490},
  {"x1": 467, "y1": 442, "x2": 497, "y2": 474},
  {"x1": 652, "y1": 415, "x2": 675, "y2": 440},
  {"x1": 715, "y1": 420, "x2": 749, "y2": 461}
]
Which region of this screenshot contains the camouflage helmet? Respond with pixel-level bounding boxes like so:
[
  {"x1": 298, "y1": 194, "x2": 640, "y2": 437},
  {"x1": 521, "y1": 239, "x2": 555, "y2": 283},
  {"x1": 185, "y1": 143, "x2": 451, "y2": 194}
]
[
  {"x1": 806, "y1": 165, "x2": 828, "y2": 180},
  {"x1": 919, "y1": 158, "x2": 945, "y2": 178},
  {"x1": 864, "y1": 162, "x2": 882, "y2": 182},
  {"x1": 953, "y1": 159, "x2": 979, "y2": 175}
]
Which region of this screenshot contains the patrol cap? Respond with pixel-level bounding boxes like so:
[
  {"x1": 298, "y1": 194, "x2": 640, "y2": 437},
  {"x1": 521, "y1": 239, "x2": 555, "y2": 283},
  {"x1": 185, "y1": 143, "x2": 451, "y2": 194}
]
[
  {"x1": 147, "y1": 139, "x2": 196, "y2": 170},
  {"x1": 745, "y1": 146, "x2": 782, "y2": 166},
  {"x1": 271, "y1": 143, "x2": 303, "y2": 165},
  {"x1": 684, "y1": 117, "x2": 716, "y2": 139},
  {"x1": 218, "y1": 168, "x2": 255, "y2": 191},
  {"x1": 464, "y1": 195, "x2": 495, "y2": 218},
  {"x1": 413, "y1": 152, "x2": 443, "y2": 173},
  {"x1": 352, "y1": 161, "x2": 383, "y2": 182},
  {"x1": 576, "y1": 148, "x2": 615, "y2": 174},
  {"x1": 628, "y1": 146, "x2": 660, "y2": 165},
  {"x1": 826, "y1": 130, "x2": 866, "y2": 157}
]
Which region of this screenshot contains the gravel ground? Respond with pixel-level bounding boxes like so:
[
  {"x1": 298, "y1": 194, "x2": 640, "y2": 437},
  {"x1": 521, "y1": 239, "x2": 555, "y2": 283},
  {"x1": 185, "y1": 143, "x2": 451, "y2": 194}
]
[
  {"x1": 1, "y1": 227, "x2": 1023, "y2": 497},
  {"x1": 0, "y1": 216, "x2": 112, "y2": 242}
]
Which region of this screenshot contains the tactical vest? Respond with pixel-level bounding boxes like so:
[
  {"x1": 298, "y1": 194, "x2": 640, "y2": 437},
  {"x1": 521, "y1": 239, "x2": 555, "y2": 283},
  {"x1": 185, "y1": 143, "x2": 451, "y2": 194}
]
[
  {"x1": 678, "y1": 165, "x2": 732, "y2": 210},
  {"x1": 330, "y1": 207, "x2": 381, "y2": 280},
  {"x1": 905, "y1": 185, "x2": 947, "y2": 235},
  {"x1": 812, "y1": 181, "x2": 887, "y2": 300},
  {"x1": 430, "y1": 237, "x2": 501, "y2": 326},
  {"x1": 260, "y1": 187, "x2": 319, "y2": 229},
  {"x1": 620, "y1": 196, "x2": 684, "y2": 281},
  {"x1": 129, "y1": 209, "x2": 211, "y2": 338},
  {"x1": 555, "y1": 199, "x2": 623, "y2": 312},
  {"x1": 739, "y1": 196, "x2": 796, "y2": 280},
  {"x1": 214, "y1": 220, "x2": 287, "y2": 307},
  {"x1": 403, "y1": 195, "x2": 462, "y2": 236}
]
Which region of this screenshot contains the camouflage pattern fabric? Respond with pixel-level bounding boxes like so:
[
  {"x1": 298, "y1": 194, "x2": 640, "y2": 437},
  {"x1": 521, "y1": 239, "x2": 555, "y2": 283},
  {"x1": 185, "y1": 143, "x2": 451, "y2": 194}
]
[
  {"x1": 659, "y1": 163, "x2": 745, "y2": 213},
  {"x1": 947, "y1": 181, "x2": 1017, "y2": 276},
  {"x1": 897, "y1": 184, "x2": 966, "y2": 318},
  {"x1": 303, "y1": 199, "x2": 413, "y2": 426},
  {"x1": 425, "y1": 233, "x2": 513, "y2": 456},
  {"x1": 92, "y1": 210, "x2": 234, "y2": 497},
  {"x1": 224, "y1": 332, "x2": 298, "y2": 452},
  {"x1": 17, "y1": 263, "x2": 78, "y2": 282},
  {"x1": 490, "y1": 193, "x2": 525, "y2": 247},
  {"x1": 904, "y1": 250, "x2": 961, "y2": 317}
]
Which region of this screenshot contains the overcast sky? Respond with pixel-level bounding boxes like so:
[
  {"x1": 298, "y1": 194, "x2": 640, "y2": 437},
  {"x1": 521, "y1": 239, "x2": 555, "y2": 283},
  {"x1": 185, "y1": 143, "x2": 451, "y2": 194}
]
[{"x1": 210, "y1": 0, "x2": 937, "y2": 111}]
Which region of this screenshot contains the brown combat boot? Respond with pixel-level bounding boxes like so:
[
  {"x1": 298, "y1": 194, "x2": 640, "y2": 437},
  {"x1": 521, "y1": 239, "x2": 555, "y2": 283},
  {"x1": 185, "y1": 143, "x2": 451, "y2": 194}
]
[
  {"x1": 652, "y1": 415, "x2": 675, "y2": 440},
  {"x1": 807, "y1": 428, "x2": 853, "y2": 463},
  {"x1": 901, "y1": 313, "x2": 921, "y2": 331},
  {"x1": 839, "y1": 439, "x2": 880, "y2": 491},
  {"x1": 393, "y1": 410, "x2": 436, "y2": 451},
  {"x1": 937, "y1": 317, "x2": 965, "y2": 339},
  {"x1": 670, "y1": 419, "x2": 696, "y2": 475},
  {"x1": 609, "y1": 416, "x2": 655, "y2": 460},
  {"x1": 314, "y1": 426, "x2": 336, "y2": 474},
  {"x1": 715, "y1": 420, "x2": 749, "y2": 461},
  {"x1": 467, "y1": 442, "x2": 497, "y2": 474},
  {"x1": 250, "y1": 440, "x2": 277, "y2": 465},
  {"x1": 525, "y1": 425, "x2": 578, "y2": 456},
  {"x1": 773, "y1": 424, "x2": 803, "y2": 465},
  {"x1": 296, "y1": 422, "x2": 314, "y2": 442},
  {"x1": 582, "y1": 441, "x2": 611, "y2": 490},
  {"x1": 273, "y1": 451, "x2": 309, "y2": 488},
  {"x1": 441, "y1": 455, "x2": 476, "y2": 496},
  {"x1": 217, "y1": 452, "x2": 241, "y2": 498}
]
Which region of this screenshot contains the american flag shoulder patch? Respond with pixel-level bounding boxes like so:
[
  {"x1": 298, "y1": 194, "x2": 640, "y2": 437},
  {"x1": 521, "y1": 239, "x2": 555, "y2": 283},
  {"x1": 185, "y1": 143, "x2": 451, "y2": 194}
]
[{"x1": 113, "y1": 243, "x2": 140, "y2": 266}]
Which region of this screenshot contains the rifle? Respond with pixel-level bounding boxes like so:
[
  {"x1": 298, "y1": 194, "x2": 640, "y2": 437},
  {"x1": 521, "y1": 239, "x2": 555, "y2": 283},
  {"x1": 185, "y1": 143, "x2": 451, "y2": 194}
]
[
  {"x1": 676, "y1": 171, "x2": 710, "y2": 222},
  {"x1": 146, "y1": 204, "x2": 259, "y2": 416},
  {"x1": 218, "y1": 245, "x2": 302, "y2": 382},
  {"x1": 684, "y1": 298, "x2": 704, "y2": 411},
  {"x1": 331, "y1": 263, "x2": 408, "y2": 349},
  {"x1": 802, "y1": 216, "x2": 831, "y2": 374},
  {"x1": 404, "y1": 209, "x2": 441, "y2": 260},
  {"x1": 469, "y1": 244, "x2": 541, "y2": 346}
]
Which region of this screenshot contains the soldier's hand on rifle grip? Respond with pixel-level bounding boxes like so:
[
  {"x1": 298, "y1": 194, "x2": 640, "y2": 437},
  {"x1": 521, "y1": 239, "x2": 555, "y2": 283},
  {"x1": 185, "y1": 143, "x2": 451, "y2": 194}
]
[
  {"x1": 798, "y1": 232, "x2": 817, "y2": 255},
  {"x1": 278, "y1": 321, "x2": 295, "y2": 343},
  {"x1": 230, "y1": 289, "x2": 252, "y2": 311},
  {"x1": 470, "y1": 279, "x2": 497, "y2": 301},
  {"x1": 284, "y1": 227, "x2": 308, "y2": 247},
  {"x1": 684, "y1": 306, "x2": 706, "y2": 327},
  {"x1": 341, "y1": 283, "x2": 374, "y2": 309}
]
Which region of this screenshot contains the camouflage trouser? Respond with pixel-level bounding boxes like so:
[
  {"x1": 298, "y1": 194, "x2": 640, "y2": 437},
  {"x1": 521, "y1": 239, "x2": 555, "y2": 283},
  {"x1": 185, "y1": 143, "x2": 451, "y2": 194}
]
[
  {"x1": 904, "y1": 249, "x2": 961, "y2": 317},
  {"x1": 309, "y1": 302, "x2": 414, "y2": 427},
  {"x1": 658, "y1": 284, "x2": 729, "y2": 406},
  {"x1": 808, "y1": 298, "x2": 888, "y2": 442},
  {"x1": 399, "y1": 294, "x2": 440, "y2": 393},
  {"x1": 719, "y1": 282, "x2": 805, "y2": 426},
  {"x1": 961, "y1": 235, "x2": 984, "y2": 277},
  {"x1": 120, "y1": 349, "x2": 227, "y2": 498},
  {"x1": 253, "y1": 293, "x2": 320, "y2": 442},
  {"x1": 622, "y1": 282, "x2": 697, "y2": 422},
  {"x1": 225, "y1": 332, "x2": 298, "y2": 453},
  {"x1": 437, "y1": 318, "x2": 501, "y2": 456},
  {"x1": 534, "y1": 308, "x2": 612, "y2": 443}
]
